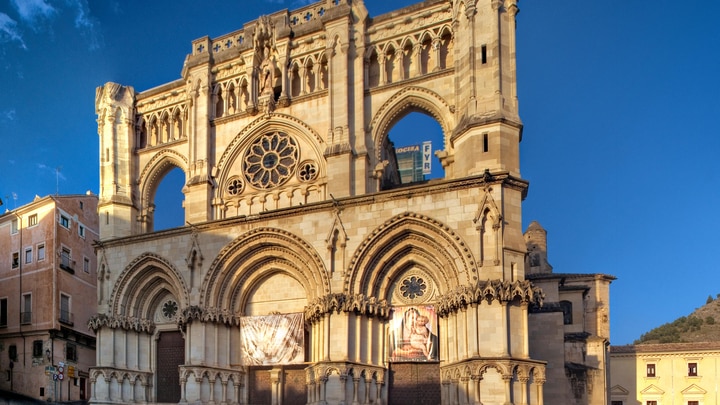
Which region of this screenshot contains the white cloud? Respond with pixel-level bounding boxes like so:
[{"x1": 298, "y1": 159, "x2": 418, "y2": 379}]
[
  {"x1": 10, "y1": 0, "x2": 56, "y2": 24},
  {"x1": 66, "y1": 0, "x2": 102, "y2": 50},
  {"x1": 2, "y1": 109, "x2": 16, "y2": 122},
  {"x1": 37, "y1": 163, "x2": 67, "y2": 181},
  {"x1": 0, "y1": 13, "x2": 26, "y2": 49}
]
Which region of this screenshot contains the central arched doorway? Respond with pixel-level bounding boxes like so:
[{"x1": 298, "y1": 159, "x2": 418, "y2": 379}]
[{"x1": 156, "y1": 330, "x2": 185, "y2": 403}]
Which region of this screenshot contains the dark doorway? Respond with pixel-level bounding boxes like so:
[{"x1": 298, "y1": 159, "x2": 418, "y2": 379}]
[
  {"x1": 156, "y1": 331, "x2": 185, "y2": 402},
  {"x1": 388, "y1": 362, "x2": 441, "y2": 405}
]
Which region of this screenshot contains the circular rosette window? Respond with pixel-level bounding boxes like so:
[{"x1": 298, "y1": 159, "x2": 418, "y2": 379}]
[
  {"x1": 244, "y1": 132, "x2": 299, "y2": 189},
  {"x1": 162, "y1": 300, "x2": 178, "y2": 320},
  {"x1": 394, "y1": 269, "x2": 435, "y2": 304}
]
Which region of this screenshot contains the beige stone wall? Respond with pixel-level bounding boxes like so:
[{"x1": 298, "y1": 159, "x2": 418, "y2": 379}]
[{"x1": 89, "y1": 1, "x2": 556, "y2": 404}]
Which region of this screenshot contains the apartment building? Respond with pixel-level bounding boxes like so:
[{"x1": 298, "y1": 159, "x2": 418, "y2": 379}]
[
  {"x1": 611, "y1": 342, "x2": 720, "y2": 405},
  {"x1": 0, "y1": 193, "x2": 98, "y2": 401}
]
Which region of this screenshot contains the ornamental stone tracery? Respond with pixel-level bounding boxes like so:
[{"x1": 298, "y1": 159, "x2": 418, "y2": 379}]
[
  {"x1": 243, "y1": 131, "x2": 299, "y2": 189},
  {"x1": 393, "y1": 268, "x2": 436, "y2": 305}
]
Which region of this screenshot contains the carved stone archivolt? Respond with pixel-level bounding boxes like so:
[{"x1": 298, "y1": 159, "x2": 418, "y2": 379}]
[
  {"x1": 201, "y1": 227, "x2": 330, "y2": 309},
  {"x1": 109, "y1": 252, "x2": 190, "y2": 318},
  {"x1": 345, "y1": 211, "x2": 476, "y2": 297}
]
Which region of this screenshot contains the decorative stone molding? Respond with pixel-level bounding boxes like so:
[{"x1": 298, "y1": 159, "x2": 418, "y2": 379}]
[
  {"x1": 435, "y1": 279, "x2": 544, "y2": 316},
  {"x1": 88, "y1": 313, "x2": 156, "y2": 334},
  {"x1": 304, "y1": 293, "x2": 391, "y2": 324}
]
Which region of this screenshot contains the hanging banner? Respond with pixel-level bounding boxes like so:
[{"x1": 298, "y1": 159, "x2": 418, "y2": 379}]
[
  {"x1": 388, "y1": 305, "x2": 438, "y2": 362},
  {"x1": 240, "y1": 313, "x2": 304, "y2": 365}
]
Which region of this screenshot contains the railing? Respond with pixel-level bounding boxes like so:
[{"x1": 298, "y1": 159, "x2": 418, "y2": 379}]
[
  {"x1": 60, "y1": 255, "x2": 75, "y2": 273},
  {"x1": 21, "y1": 311, "x2": 32, "y2": 325},
  {"x1": 60, "y1": 310, "x2": 74, "y2": 326}
]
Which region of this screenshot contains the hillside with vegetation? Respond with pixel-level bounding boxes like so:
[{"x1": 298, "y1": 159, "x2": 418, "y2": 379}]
[{"x1": 634, "y1": 294, "x2": 720, "y2": 344}]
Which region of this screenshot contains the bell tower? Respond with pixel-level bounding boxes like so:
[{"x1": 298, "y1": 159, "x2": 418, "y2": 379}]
[
  {"x1": 446, "y1": 0, "x2": 521, "y2": 179},
  {"x1": 96, "y1": 82, "x2": 138, "y2": 240}
]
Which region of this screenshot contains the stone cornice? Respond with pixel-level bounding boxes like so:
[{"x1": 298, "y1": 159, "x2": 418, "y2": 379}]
[
  {"x1": 175, "y1": 293, "x2": 391, "y2": 330},
  {"x1": 304, "y1": 294, "x2": 391, "y2": 324},
  {"x1": 87, "y1": 313, "x2": 156, "y2": 335},
  {"x1": 435, "y1": 279, "x2": 544, "y2": 317},
  {"x1": 98, "y1": 172, "x2": 528, "y2": 248}
]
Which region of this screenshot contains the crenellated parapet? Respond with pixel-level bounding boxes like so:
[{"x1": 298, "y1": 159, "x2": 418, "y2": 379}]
[
  {"x1": 435, "y1": 279, "x2": 544, "y2": 317},
  {"x1": 87, "y1": 313, "x2": 156, "y2": 334}
]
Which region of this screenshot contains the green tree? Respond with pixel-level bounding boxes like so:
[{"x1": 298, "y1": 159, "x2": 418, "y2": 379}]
[{"x1": 707, "y1": 295, "x2": 714, "y2": 304}]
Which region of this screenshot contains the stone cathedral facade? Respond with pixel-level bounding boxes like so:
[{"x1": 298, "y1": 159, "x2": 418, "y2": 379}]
[{"x1": 86, "y1": 0, "x2": 599, "y2": 404}]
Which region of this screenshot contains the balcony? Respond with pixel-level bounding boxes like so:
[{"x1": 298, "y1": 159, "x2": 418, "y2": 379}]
[
  {"x1": 59, "y1": 310, "x2": 74, "y2": 326},
  {"x1": 20, "y1": 311, "x2": 32, "y2": 325},
  {"x1": 60, "y1": 255, "x2": 75, "y2": 274}
]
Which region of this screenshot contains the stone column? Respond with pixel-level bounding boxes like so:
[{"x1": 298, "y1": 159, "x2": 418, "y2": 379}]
[
  {"x1": 502, "y1": 375, "x2": 513, "y2": 405},
  {"x1": 378, "y1": 52, "x2": 387, "y2": 85},
  {"x1": 518, "y1": 377, "x2": 528, "y2": 405},
  {"x1": 352, "y1": 377, "x2": 360, "y2": 405}
]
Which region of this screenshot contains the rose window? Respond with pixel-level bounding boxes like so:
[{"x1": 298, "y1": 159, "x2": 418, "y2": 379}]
[
  {"x1": 298, "y1": 161, "x2": 318, "y2": 182},
  {"x1": 226, "y1": 177, "x2": 244, "y2": 196},
  {"x1": 244, "y1": 132, "x2": 298, "y2": 189},
  {"x1": 162, "y1": 300, "x2": 178, "y2": 319},
  {"x1": 400, "y1": 276, "x2": 427, "y2": 299}
]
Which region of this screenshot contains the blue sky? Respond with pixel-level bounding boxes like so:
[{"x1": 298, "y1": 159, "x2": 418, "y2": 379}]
[{"x1": 1, "y1": 0, "x2": 719, "y2": 345}]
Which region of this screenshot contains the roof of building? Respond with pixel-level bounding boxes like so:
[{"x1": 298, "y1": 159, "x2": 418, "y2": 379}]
[{"x1": 611, "y1": 342, "x2": 720, "y2": 353}]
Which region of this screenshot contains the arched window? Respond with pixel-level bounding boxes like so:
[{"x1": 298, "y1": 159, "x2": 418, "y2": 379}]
[{"x1": 560, "y1": 300, "x2": 573, "y2": 325}]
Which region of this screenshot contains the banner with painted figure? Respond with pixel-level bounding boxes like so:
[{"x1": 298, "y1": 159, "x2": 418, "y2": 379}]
[
  {"x1": 240, "y1": 313, "x2": 304, "y2": 365},
  {"x1": 388, "y1": 305, "x2": 439, "y2": 362}
]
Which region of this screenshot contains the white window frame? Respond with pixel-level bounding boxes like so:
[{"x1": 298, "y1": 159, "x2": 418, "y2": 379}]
[
  {"x1": 11, "y1": 252, "x2": 19, "y2": 269},
  {"x1": 21, "y1": 293, "x2": 31, "y2": 324},
  {"x1": 37, "y1": 243, "x2": 45, "y2": 261},
  {"x1": 24, "y1": 247, "x2": 32, "y2": 264},
  {"x1": 60, "y1": 214, "x2": 70, "y2": 229}
]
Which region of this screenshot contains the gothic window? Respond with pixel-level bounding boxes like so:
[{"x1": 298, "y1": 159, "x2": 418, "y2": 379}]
[
  {"x1": 243, "y1": 132, "x2": 298, "y2": 189},
  {"x1": 394, "y1": 269, "x2": 435, "y2": 305},
  {"x1": 215, "y1": 86, "x2": 225, "y2": 118},
  {"x1": 319, "y1": 56, "x2": 328, "y2": 90},
  {"x1": 290, "y1": 63, "x2": 301, "y2": 97},
  {"x1": 400, "y1": 276, "x2": 427, "y2": 300},
  {"x1": 162, "y1": 300, "x2": 178, "y2": 320},
  {"x1": 306, "y1": 59, "x2": 316, "y2": 93},
  {"x1": 226, "y1": 177, "x2": 244, "y2": 196},
  {"x1": 173, "y1": 109, "x2": 183, "y2": 139},
  {"x1": 297, "y1": 161, "x2": 318, "y2": 182}
]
